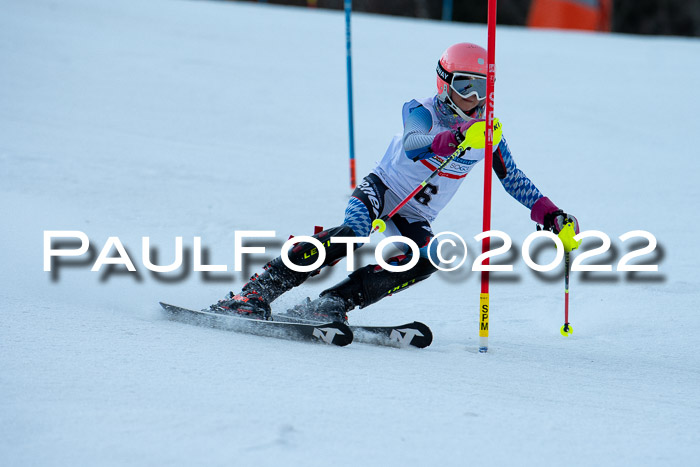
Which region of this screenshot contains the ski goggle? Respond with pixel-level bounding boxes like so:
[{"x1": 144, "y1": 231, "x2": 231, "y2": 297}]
[{"x1": 450, "y1": 73, "x2": 487, "y2": 100}]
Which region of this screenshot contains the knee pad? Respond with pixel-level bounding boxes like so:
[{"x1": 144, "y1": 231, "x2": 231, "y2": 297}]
[{"x1": 267, "y1": 224, "x2": 358, "y2": 289}]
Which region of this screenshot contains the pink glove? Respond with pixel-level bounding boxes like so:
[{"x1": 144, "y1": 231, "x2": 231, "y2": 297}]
[
  {"x1": 531, "y1": 197, "x2": 580, "y2": 234},
  {"x1": 430, "y1": 130, "x2": 460, "y2": 157},
  {"x1": 430, "y1": 119, "x2": 481, "y2": 157}
]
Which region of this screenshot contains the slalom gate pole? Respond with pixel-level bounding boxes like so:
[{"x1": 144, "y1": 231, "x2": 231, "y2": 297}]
[
  {"x1": 442, "y1": 0, "x2": 453, "y2": 21},
  {"x1": 479, "y1": 0, "x2": 498, "y2": 353},
  {"x1": 344, "y1": 0, "x2": 357, "y2": 189}
]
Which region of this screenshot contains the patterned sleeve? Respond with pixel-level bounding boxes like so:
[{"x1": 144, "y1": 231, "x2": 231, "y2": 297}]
[
  {"x1": 493, "y1": 137, "x2": 544, "y2": 209},
  {"x1": 401, "y1": 104, "x2": 435, "y2": 161}
]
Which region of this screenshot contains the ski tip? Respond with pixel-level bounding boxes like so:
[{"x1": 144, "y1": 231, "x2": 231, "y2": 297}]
[
  {"x1": 159, "y1": 302, "x2": 180, "y2": 311},
  {"x1": 332, "y1": 321, "x2": 354, "y2": 346},
  {"x1": 408, "y1": 321, "x2": 433, "y2": 348}
]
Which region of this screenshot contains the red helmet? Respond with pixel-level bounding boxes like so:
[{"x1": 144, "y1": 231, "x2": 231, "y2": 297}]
[{"x1": 436, "y1": 43, "x2": 488, "y2": 119}]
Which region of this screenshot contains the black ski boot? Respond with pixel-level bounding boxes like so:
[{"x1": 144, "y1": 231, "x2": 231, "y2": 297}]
[
  {"x1": 209, "y1": 287, "x2": 271, "y2": 320},
  {"x1": 210, "y1": 225, "x2": 358, "y2": 320},
  {"x1": 208, "y1": 246, "x2": 322, "y2": 319},
  {"x1": 208, "y1": 259, "x2": 295, "y2": 319},
  {"x1": 286, "y1": 293, "x2": 351, "y2": 324}
]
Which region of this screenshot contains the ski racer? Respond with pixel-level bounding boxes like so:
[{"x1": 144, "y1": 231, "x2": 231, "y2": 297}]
[{"x1": 210, "y1": 42, "x2": 580, "y2": 323}]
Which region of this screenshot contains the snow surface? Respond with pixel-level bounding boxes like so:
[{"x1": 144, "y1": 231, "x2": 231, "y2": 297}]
[{"x1": 2, "y1": 0, "x2": 700, "y2": 465}]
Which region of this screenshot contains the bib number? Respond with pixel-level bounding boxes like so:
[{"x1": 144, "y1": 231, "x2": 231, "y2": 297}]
[{"x1": 414, "y1": 183, "x2": 438, "y2": 206}]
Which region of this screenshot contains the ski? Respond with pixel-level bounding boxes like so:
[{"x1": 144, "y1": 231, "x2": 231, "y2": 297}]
[
  {"x1": 159, "y1": 302, "x2": 353, "y2": 347},
  {"x1": 272, "y1": 313, "x2": 433, "y2": 349},
  {"x1": 351, "y1": 322, "x2": 433, "y2": 349}
]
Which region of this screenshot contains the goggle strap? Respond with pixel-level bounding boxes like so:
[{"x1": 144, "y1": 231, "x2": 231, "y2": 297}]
[{"x1": 436, "y1": 60, "x2": 453, "y2": 84}]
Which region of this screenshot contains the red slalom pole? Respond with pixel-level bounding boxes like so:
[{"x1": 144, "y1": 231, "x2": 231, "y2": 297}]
[{"x1": 479, "y1": 0, "x2": 498, "y2": 353}]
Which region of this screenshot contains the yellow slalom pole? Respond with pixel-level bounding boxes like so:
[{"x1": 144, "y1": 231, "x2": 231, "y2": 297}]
[{"x1": 479, "y1": 293, "x2": 489, "y2": 350}]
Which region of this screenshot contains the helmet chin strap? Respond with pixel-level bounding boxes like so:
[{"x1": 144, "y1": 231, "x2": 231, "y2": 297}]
[{"x1": 445, "y1": 93, "x2": 484, "y2": 121}]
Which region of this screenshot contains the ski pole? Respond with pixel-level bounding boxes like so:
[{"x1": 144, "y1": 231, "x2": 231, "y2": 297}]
[
  {"x1": 562, "y1": 250, "x2": 572, "y2": 335},
  {"x1": 371, "y1": 120, "x2": 500, "y2": 234},
  {"x1": 558, "y1": 221, "x2": 580, "y2": 336}
]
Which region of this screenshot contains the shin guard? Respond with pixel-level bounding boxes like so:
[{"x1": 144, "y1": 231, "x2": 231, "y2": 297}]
[
  {"x1": 247, "y1": 225, "x2": 358, "y2": 304},
  {"x1": 320, "y1": 257, "x2": 438, "y2": 310}
]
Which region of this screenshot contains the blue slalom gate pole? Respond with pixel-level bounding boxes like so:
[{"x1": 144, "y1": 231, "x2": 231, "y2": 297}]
[
  {"x1": 344, "y1": 0, "x2": 356, "y2": 188},
  {"x1": 442, "y1": 0, "x2": 453, "y2": 21}
]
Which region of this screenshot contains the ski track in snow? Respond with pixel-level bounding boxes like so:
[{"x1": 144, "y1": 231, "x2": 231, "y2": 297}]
[{"x1": 1, "y1": 0, "x2": 699, "y2": 465}]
